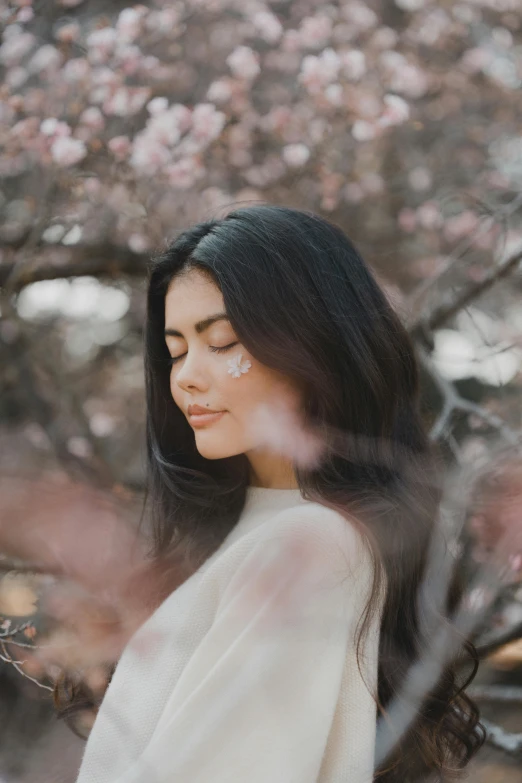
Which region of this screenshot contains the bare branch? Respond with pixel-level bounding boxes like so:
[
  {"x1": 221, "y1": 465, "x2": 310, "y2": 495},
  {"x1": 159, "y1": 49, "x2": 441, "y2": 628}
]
[
  {"x1": 469, "y1": 685, "x2": 522, "y2": 702},
  {"x1": 0, "y1": 243, "x2": 150, "y2": 293},
  {"x1": 409, "y1": 248, "x2": 522, "y2": 334},
  {"x1": 481, "y1": 718, "x2": 522, "y2": 757}
]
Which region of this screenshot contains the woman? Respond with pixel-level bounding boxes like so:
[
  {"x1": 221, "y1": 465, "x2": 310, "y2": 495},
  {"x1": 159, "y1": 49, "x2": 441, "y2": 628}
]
[{"x1": 70, "y1": 205, "x2": 483, "y2": 782}]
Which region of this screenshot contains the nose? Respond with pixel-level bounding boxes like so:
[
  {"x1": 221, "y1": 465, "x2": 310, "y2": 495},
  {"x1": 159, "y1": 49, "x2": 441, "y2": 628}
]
[{"x1": 174, "y1": 349, "x2": 209, "y2": 393}]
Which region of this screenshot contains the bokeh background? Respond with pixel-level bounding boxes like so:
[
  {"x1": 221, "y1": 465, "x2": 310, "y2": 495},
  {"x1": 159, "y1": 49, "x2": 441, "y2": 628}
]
[{"x1": 1, "y1": 0, "x2": 522, "y2": 780}]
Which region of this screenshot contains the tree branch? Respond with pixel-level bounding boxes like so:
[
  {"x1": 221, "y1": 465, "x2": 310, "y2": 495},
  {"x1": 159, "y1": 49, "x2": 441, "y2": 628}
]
[{"x1": 0, "y1": 244, "x2": 150, "y2": 292}]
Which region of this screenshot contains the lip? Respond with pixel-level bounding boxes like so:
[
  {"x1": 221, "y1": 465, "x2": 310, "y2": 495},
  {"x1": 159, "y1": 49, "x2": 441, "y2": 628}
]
[{"x1": 189, "y1": 411, "x2": 226, "y2": 428}]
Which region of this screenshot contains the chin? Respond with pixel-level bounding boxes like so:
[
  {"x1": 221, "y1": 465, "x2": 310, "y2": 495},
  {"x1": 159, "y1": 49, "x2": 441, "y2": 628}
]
[{"x1": 194, "y1": 437, "x2": 243, "y2": 461}]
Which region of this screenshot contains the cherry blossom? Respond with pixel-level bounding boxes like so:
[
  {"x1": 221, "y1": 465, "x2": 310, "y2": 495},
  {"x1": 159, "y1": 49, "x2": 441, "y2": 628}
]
[{"x1": 50, "y1": 137, "x2": 88, "y2": 167}]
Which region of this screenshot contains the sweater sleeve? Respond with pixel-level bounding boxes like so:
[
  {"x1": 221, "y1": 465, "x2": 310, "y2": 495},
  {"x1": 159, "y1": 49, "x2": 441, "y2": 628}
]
[{"x1": 112, "y1": 516, "x2": 374, "y2": 783}]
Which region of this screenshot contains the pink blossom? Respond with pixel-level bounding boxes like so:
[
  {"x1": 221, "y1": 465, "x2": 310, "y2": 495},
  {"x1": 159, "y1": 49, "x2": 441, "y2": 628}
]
[
  {"x1": 341, "y1": 50, "x2": 366, "y2": 81},
  {"x1": 103, "y1": 87, "x2": 151, "y2": 117},
  {"x1": 166, "y1": 158, "x2": 205, "y2": 190},
  {"x1": 325, "y1": 84, "x2": 343, "y2": 106},
  {"x1": 130, "y1": 137, "x2": 171, "y2": 174},
  {"x1": 27, "y1": 44, "x2": 62, "y2": 73},
  {"x1": 443, "y1": 210, "x2": 480, "y2": 242},
  {"x1": 55, "y1": 23, "x2": 80, "y2": 43},
  {"x1": 17, "y1": 7, "x2": 34, "y2": 23},
  {"x1": 147, "y1": 97, "x2": 169, "y2": 115},
  {"x1": 116, "y1": 8, "x2": 145, "y2": 43},
  {"x1": 62, "y1": 58, "x2": 90, "y2": 83},
  {"x1": 370, "y1": 27, "x2": 399, "y2": 49},
  {"x1": 128, "y1": 233, "x2": 150, "y2": 253},
  {"x1": 252, "y1": 10, "x2": 283, "y2": 43},
  {"x1": 398, "y1": 207, "x2": 417, "y2": 232},
  {"x1": 51, "y1": 137, "x2": 87, "y2": 167},
  {"x1": 283, "y1": 143, "x2": 310, "y2": 167},
  {"x1": 341, "y1": 3, "x2": 378, "y2": 30},
  {"x1": 108, "y1": 135, "x2": 132, "y2": 159},
  {"x1": 0, "y1": 32, "x2": 36, "y2": 66},
  {"x1": 298, "y1": 15, "x2": 333, "y2": 49},
  {"x1": 416, "y1": 201, "x2": 443, "y2": 230},
  {"x1": 360, "y1": 173, "x2": 385, "y2": 195},
  {"x1": 226, "y1": 46, "x2": 261, "y2": 81},
  {"x1": 146, "y1": 112, "x2": 182, "y2": 147},
  {"x1": 191, "y1": 103, "x2": 226, "y2": 144},
  {"x1": 352, "y1": 120, "x2": 378, "y2": 141},
  {"x1": 86, "y1": 27, "x2": 118, "y2": 65},
  {"x1": 113, "y1": 45, "x2": 143, "y2": 76},
  {"x1": 343, "y1": 183, "x2": 365, "y2": 204},
  {"x1": 6, "y1": 66, "x2": 28, "y2": 89},
  {"x1": 299, "y1": 49, "x2": 341, "y2": 93},
  {"x1": 11, "y1": 117, "x2": 39, "y2": 140},
  {"x1": 461, "y1": 47, "x2": 494, "y2": 74},
  {"x1": 207, "y1": 79, "x2": 234, "y2": 103},
  {"x1": 282, "y1": 30, "x2": 302, "y2": 53},
  {"x1": 79, "y1": 107, "x2": 105, "y2": 131},
  {"x1": 145, "y1": 8, "x2": 181, "y2": 32},
  {"x1": 40, "y1": 118, "x2": 72, "y2": 137},
  {"x1": 378, "y1": 94, "x2": 410, "y2": 128}
]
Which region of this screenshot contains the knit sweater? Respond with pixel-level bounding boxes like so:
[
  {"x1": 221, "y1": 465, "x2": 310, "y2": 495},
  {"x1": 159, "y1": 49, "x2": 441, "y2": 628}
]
[{"x1": 76, "y1": 486, "x2": 382, "y2": 783}]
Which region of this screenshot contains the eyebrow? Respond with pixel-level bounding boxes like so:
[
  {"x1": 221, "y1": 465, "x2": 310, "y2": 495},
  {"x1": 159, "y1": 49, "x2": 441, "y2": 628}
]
[{"x1": 164, "y1": 312, "x2": 230, "y2": 338}]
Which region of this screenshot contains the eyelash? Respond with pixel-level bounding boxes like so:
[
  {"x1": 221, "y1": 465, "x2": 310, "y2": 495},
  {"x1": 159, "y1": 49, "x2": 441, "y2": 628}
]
[{"x1": 168, "y1": 342, "x2": 238, "y2": 366}]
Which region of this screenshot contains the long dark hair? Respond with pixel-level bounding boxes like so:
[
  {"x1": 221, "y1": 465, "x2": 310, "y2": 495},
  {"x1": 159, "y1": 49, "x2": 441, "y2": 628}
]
[{"x1": 56, "y1": 205, "x2": 485, "y2": 779}]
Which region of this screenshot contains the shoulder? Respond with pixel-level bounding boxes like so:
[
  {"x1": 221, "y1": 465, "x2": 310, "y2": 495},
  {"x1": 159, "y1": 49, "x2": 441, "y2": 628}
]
[{"x1": 210, "y1": 500, "x2": 375, "y2": 608}]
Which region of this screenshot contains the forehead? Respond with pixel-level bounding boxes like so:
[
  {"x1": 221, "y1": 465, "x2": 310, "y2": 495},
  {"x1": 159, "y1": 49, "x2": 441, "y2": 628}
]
[{"x1": 165, "y1": 269, "x2": 225, "y2": 325}]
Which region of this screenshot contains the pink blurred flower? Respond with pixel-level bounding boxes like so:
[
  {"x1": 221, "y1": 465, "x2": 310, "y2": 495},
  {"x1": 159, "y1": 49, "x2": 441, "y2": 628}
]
[
  {"x1": 443, "y1": 210, "x2": 480, "y2": 242},
  {"x1": 191, "y1": 103, "x2": 226, "y2": 143},
  {"x1": 116, "y1": 8, "x2": 145, "y2": 43},
  {"x1": 378, "y1": 94, "x2": 410, "y2": 128},
  {"x1": 226, "y1": 46, "x2": 261, "y2": 81},
  {"x1": 0, "y1": 32, "x2": 36, "y2": 66},
  {"x1": 17, "y1": 7, "x2": 34, "y2": 23},
  {"x1": 113, "y1": 44, "x2": 143, "y2": 76},
  {"x1": 416, "y1": 201, "x2": 443, "y2": 230},
  {"x1": 62, "y1": 58, "x2": 90, "y2": 83},
  {"x1": 130, "y1": 137, "x2": 171, "y2": 174},
  {"x1": 147, "y1": 97, "x2": 169, "y2": 115},
  {"x1": 252, "y1": 10, "x2": 283, "y2": 43},
  {"x1": 87, "y1": 27, "x2": 117, "y2": 65},
  {"x1": 298, "y1": 15, "x2": 333, "y2": 49},
  {"x1": 299, "y1": 49, "x2": 341, "y2": 93},
  {"x1": 55, "y1": 23, "x2": 80, "y2": 43},
  {"x1": 128, "y1": 234, "x2": 150, "y2": 253},
  {"x1": 352, "y1": 119, "x2": 378, "y2": 141},
  {"x1": 80, "y1": 107, "x2": 105, "y2": 131},
  {"x1": 342, "y1": 2, "x2": 378, "y2": 31},
  {"x1": 341, "y1": 50, "x2": 366, "y2": 81},
  {"x1": 343, "y1": 182, "x2": 365, "y2": 204},
  {"x1": 398, "y1": 207, "x2": 417, "y2": 232},
  {"x1": 166, "y1": 158, "x2": 205, "y2": 190},
  {"x1": 103, "y1": 87, "x2": 151, "y2": 117},
  {"x1": 5, "y1": 66, "x2": 28, "y2": 89},
  {"x1": 283, "y1": 143, "x2": 310, "y2": 167},
  {"x1": 51, "y1": 137, "x2": 87, "y2": 167},
  {"x1": 40, "y1": 118, "x2": 72, "y2": 137},
  {"x1": 108, "y1": 135, "x2": 132, "y2": 159},
  {"x1": 28, "y1": 44, "x2": 63, "y2": 73},
  {"x1": 207, "y1": 79, "x2": 234, "y2": 103}
]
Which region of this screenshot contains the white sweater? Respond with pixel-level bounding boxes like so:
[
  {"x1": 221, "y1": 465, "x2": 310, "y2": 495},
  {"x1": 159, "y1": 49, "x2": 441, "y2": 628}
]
[{"x1": 76, "y1": 486, "x2": 382, "y2": 783}]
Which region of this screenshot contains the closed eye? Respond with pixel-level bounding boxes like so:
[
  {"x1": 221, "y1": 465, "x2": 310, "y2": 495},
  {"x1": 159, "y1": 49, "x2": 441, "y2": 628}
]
[{"x1": 168, "y1": 342, "x2": 238, "y2": 366}]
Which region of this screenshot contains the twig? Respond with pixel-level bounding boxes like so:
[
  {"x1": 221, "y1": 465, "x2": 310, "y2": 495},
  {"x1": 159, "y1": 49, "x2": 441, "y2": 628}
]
[
  {"x1": 481, "y1": 718, "x2": 522, "y2": 756},
  {"x1": 0, "y1": 640, "x2": 53, "y2": 692},
  {"x1": 410, "y1": 248, "x2": 522, "y2": 335},
  {"x1": 469, "y1": 685, "x2": 522, "y2": 702}
]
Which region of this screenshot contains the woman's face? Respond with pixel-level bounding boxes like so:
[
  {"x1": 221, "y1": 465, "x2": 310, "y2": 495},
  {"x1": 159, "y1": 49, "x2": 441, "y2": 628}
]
[{"x1": 164, "y1": 268, "x2": 302, "y2": 475}]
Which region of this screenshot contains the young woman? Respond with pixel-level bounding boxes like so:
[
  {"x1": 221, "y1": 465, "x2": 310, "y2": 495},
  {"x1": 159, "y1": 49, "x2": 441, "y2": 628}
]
[{"x1": 72, "y1": 205, "x2": 483, "y2": 782}]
